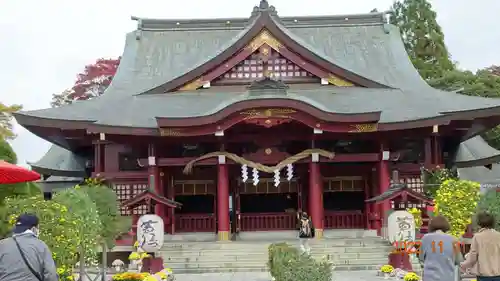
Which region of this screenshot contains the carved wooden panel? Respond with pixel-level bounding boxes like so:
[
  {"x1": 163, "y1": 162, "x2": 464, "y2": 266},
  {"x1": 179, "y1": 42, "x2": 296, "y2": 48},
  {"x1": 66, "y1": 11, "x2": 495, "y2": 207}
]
[
  {"x1": 213, "y1": 49, "x2": 320, "y2": 85},
  {"x1": 323, "y1": 176, "x2": 364, "y2": 192},
  {"x1": 113, "y1": 183, "x2": 148, "y2": 215},
  {"x1": 240, "y1": 178, "x2": 298, "y2": 194},
  {"x1": 174, "y1": 180, "x2": 216, "y2": 195}
]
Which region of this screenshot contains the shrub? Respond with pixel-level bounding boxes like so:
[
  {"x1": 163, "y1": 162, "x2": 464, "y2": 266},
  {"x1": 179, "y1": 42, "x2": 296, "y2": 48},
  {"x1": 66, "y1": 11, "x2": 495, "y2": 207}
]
[
  {"x1": 476, "y1": 189, "x2": 500, "y2": 231},
  {"x1": 78, "y1": 181, "x2": 130, "y2": 248},
  {"x1": 53, "y1": 188, "x2": 102, "y2": 265},
  {"x1": 267, "y1": 242, "x2": 332, "y2": 281},
  {"x1": 6, "y1": 196, "x2": 82, "y2": 270},
  {"x1": 434, "y1": 179, "x2": 480, "y2": 237}
]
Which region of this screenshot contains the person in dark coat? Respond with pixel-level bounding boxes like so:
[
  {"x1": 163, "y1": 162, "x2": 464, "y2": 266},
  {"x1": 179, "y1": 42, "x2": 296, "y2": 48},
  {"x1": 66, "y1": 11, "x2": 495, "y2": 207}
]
[{"x1": 0, "y1": 214, "x2": 58, "y2": 281}]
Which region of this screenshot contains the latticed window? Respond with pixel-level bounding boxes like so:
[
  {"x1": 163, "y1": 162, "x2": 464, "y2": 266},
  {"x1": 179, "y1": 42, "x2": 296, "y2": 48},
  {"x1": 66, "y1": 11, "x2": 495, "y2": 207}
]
[
  {"x1": 113, "y1": 183, "x2": 148, "y2": 215},
  {"x1": 390, "y1": 175, "x2": 426, "y2": 209},
  {"x1": 213, "y1": 50, "x2": 319, "y2": 84}
]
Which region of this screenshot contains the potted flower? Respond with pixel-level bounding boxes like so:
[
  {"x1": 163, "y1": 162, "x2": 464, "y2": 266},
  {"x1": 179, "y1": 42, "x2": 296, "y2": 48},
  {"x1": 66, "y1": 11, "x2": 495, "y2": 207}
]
[
  {"x1": 143, "y1": 268, "x2": 175, "y2": 281},
  {"x1": 404, "y1": 272, "x2": 420, "y2": 281},
  {"x1": 381, "y1": 264, "x2": 394, "y2": 279},
  {"x1": 111, "y1": 272, "x2": 150, "y2": 281}
]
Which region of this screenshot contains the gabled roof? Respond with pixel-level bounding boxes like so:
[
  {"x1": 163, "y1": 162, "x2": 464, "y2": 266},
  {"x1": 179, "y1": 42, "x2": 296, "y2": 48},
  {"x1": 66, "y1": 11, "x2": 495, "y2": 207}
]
[
  {"x1": 455, "y1": 136, "x2": 500, "y2": 168},
  {"x1": 13, "y1": 1, "x2": 500, "y2": 139},
  {"x1": 456, "y1": 135, "x2": 500, "y2": 186},
  {"x1": 122, "y1": 190, "x2": 182, "y2": 209},
  {"x1": 38, "y1": 176, "x2": 83, "y2": 193},
  {"x1": 365, "y1": 183, "x2": 433, "y2": 204},
  {"x1": 29, "y1": 145, "x2": 88, "y2": 177}
]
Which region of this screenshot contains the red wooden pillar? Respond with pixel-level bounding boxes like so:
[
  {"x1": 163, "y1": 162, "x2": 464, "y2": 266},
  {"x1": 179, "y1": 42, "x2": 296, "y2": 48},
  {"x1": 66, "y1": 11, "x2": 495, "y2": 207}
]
[
  {"x1": 147, "y1": 144, "x2": 161, "y2": 215},
  {"x1": 166, "y1": 175, "x2": 175, "y2": 234},
  {"x1": 309, "y1": 158, "x2": 324, "y2": 239},
  {"x1": 157, "y1": 169, "x2": 166, "y2": 224},
  {"x1": 364, "y1": 177, "x2": 372, "y2": 229},
  {"x1": 424, "y1": 137, "x2": 432, "y2": 167},
  {"x1": 217, "y1": 156, "x2": 230, "y2": 241},
  {"x1": 93, "y1": 141, "x2": 105, "y2": 174},
  {"x1": 378, "y1": 146, "x2": 391, "y2": 235}
]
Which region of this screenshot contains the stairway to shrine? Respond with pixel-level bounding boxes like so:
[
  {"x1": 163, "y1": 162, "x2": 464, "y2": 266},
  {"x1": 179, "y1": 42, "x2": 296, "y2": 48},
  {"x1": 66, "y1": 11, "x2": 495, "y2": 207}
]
[{"x1": 159, "y1": 230, "x2": 394, "y2": 273}]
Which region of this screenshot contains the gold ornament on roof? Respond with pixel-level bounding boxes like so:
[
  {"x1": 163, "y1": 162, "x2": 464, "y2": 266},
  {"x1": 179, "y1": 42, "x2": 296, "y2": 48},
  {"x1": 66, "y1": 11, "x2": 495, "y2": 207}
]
[
  {"x1": 159, "y1": 128, "x2": 185, "y2": 136},
  {"x1": 348, "y1": 123, "x2": 378, "y2": 133},
  {"x1": 325, "y1": 73, "x2": 354, "y2": 87},
  {"x1": 178, "y1": 78, "x2": 206, "y2": 91},
  {"x1": 240, "y1": 108, "x2": 296, "y2": 119},
  {"x1": 246, "y1": 30, "x2": 284, "y2": 52}
]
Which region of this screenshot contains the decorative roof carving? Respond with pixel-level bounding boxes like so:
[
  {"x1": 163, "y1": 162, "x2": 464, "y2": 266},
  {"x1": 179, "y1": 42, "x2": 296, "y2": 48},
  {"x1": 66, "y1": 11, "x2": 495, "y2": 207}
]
[
  {"x1": 247, "y1": 77, "x2": 289, "y2": 95},
  {"x1": 252, "y1": 0, "x2": 277, "y2": 17}
]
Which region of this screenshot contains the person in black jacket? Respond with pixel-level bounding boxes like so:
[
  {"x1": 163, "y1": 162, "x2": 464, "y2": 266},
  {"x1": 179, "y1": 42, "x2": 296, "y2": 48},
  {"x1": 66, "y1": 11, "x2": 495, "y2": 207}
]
[{"x1": 297, "y1": 211, "x2": 313, "y2": 255}]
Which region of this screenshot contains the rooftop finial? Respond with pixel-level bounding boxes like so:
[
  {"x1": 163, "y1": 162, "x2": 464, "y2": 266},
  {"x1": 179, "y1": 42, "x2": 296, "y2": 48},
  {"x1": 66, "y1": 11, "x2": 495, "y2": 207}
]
[
  {"x1": 251, "y1": 0, "x2": 277, "y2": 17},
  {"x1": 259, "y1": 0, "x2": 269, "y2": 9}
]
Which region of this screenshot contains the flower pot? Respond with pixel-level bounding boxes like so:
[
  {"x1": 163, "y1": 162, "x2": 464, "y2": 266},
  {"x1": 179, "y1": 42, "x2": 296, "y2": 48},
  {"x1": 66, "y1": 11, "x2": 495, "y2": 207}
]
[{"x1": 384, "y1": 272, "x2": 390, "y2": 279}]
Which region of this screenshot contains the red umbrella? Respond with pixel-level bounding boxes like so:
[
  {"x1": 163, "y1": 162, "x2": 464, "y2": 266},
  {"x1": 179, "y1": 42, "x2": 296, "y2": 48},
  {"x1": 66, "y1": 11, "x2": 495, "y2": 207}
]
[{"x1": 0, "y1": 161, "x2": 41, "y2": 184}]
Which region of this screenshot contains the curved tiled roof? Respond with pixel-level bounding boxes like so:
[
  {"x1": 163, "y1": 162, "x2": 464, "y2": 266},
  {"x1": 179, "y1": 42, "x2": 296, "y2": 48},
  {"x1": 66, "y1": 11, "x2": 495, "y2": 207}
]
[
  {"x1": 13, "y1": 2, "x2": 500, "y2": 134},
  {"x1": 29, "y1": 145, "x2": 88, "y2": 177}
]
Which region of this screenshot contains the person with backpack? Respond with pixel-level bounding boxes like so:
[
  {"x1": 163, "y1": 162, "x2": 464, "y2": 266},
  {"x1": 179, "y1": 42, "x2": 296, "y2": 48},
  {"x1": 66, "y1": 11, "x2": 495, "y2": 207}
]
[
  {"x1": 0, "y1": 214, "x2": 58, "y2": 281},
  {"x1": 297, "y1": 211, "x2": 313, "y2": 255}
]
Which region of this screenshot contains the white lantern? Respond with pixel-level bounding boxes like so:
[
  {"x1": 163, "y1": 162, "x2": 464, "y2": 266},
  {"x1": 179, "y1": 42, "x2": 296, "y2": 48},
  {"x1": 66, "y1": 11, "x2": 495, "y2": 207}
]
[
  {"x1": 136, "y1": 214, "x2": 164, "y2": 252},
  {"x1": 387, "y1": 210, "x2": 416, "y2": 244}
]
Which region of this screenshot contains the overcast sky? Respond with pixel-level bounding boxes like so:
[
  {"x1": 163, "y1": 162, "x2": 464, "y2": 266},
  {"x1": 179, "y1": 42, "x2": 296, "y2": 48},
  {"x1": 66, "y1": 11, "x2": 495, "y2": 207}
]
[{"x1": 1, "y1": 0, "x2": 499, "y2": 165}]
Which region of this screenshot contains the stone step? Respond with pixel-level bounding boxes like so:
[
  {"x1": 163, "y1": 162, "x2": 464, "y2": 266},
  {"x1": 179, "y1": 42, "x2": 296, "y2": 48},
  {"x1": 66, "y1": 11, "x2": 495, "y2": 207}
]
[
  {"x1": 161, "y1": 237, "x2": 387, "y2": 248},
  {"x1": 164, "y1": 261, "x2": 384, "y2": 274},
  {"x1": 160, "y1": 245, "x2": 392, "y2": 256},
  {"x1": 162, "y1": 251, "x2": 387, "y2": 263}
]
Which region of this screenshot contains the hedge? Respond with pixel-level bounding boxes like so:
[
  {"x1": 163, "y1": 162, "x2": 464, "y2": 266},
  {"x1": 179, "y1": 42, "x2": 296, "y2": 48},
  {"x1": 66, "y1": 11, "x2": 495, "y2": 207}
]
[{"x1": 267, "y1": 242, "x2": 332, "y2": 281}]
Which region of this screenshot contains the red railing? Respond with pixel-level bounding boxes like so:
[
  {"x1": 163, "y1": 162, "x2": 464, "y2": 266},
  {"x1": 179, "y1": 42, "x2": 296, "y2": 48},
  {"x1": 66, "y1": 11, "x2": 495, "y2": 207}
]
[
  {"x1": 324, "y1": 211, "x2": 365, "y2": 229},
  {"x1": 240, "y1": 212, "x2": 296, "y2": 231},
  {"x1": 175, "y1": 213, "x2": 215, "y2": 232}
]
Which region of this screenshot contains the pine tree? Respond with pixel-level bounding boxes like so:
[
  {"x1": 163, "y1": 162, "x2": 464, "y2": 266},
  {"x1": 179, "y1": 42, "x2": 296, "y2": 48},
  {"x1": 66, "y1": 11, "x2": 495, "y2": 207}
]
[{"x1": 390, "y1": 0, "x2": 454, "y2": 80}]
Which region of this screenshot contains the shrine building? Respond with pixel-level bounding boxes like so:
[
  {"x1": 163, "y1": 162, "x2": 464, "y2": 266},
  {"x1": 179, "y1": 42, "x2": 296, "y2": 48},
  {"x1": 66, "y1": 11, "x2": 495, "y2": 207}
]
[{"x1": 15, "y1": 1, "x2": 500, "y2": 242}]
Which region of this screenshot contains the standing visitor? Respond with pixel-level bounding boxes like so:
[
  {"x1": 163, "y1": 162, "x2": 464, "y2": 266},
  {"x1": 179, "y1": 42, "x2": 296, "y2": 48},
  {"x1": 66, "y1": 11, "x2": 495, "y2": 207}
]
[
  {"x1": 297, "y1": 211, "x2": 313, "y2": 255},
  {"x1": 0, "y1": 214, "x2": 58, "y2": 281},
  {"x1": 461, "y1": 212, "x2": 500, "y2": 281},
  {"x1": 419, "y1": 215, "x2": 463, "y2": 281}
]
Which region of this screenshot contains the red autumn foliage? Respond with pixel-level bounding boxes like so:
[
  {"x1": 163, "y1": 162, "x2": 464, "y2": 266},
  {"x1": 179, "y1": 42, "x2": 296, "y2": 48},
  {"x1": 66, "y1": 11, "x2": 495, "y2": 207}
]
[
  {"x1": 486, "y1": 65, "x2": 500, "y2": 76},
  {"x1": 51, "y1": 57, "x2": 120, "y2": 107}
]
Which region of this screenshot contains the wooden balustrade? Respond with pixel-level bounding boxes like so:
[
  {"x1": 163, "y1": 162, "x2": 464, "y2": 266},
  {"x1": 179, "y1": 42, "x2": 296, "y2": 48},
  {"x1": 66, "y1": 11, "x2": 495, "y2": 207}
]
[
  {"x1": 240, "y1": 212, "x2": 296, "y2": 231},
  {"x1": 324, "y1": 211, "x2": 365, "y2": 229},
  {"x1": 175, "y1": 213, "x2": 215, "y2": 232}
]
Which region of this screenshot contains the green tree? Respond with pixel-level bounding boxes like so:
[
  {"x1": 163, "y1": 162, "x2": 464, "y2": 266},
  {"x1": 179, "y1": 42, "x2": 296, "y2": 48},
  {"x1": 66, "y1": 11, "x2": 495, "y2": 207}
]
[
  {"x1": 53, "y1": 188, "x2": 102, "y2": 265},
  {"x1": 477, "y1": 189, "x2": 500, "y2": 231},
  {"x1": 0, "y1": 139, "x2": 17, "y2": 164},
  {"x1": 390, "y1": 0, "x2": 454, "y2": 80},
  {"x1": 79, "y1": 179, "x2": 131, "y2": 248},
  {"x1": 0, "y1": 103, "x2": 22, "y2": 140},
  {"x1": 428, "y1": 69, "x2": 500, "y2": 149},
  {"x1": 0, "y1": 139, "x2": 41, "y2": 238}
]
